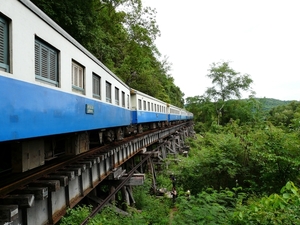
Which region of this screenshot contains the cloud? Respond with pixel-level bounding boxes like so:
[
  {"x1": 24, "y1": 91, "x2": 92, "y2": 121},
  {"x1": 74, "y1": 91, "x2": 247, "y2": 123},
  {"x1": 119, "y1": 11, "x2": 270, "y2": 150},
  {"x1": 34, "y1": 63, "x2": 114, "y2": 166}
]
[{"x1": 144, "y1": 0, "x2": 300, "y2": 100}]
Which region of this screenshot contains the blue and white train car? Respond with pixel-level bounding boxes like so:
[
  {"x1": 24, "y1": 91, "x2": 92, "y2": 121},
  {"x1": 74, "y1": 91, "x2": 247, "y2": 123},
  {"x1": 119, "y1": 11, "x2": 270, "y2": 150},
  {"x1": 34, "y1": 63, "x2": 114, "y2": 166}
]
[
  {"x1": 168, "y1": 104, "x2": 182, "y2": 122},
  {"x1": 0, "y1": 0, "x2": 134, "y2": 171},
  {"x1": 0, "y1": 0, "x2": 132, "y2": 144},
  {"x1": 187, "y1": 111, "x2": 194, "y2": 120},
  {"x1": 130, "y1": 89, "x2": 168, "y2": 131},
  {"x1": 0, "y1": 0, "x2": 193, "y2": 172}
]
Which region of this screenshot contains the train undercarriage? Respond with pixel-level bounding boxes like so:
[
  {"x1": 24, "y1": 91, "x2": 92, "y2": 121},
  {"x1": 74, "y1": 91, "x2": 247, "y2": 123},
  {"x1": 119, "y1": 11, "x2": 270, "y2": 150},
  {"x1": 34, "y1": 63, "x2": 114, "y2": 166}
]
[{"x1": 0, "y1": 121, "x2": 183, "y2": 174}]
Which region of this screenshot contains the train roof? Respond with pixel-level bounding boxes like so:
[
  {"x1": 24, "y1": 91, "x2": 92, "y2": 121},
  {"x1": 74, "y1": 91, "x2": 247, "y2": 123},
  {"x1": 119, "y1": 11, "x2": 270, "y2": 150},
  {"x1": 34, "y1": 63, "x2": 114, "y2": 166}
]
[
  {"x1": 130, "y1": 89, "x2": 168, "y2": 105},
  {"x1": 19, "y1": 0, "x2": 130, "y2": 89}
]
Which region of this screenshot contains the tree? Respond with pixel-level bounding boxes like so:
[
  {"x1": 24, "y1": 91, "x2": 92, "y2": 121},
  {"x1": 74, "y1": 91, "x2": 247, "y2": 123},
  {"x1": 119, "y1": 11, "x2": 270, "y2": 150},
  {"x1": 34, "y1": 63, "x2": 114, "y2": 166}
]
[
  {"x1": 185, "y1": 95, "x2": 215, "y2": 132},
  {"x1": 205, "y1": 61, "x2": 254, "y2": 125},
  {"x1": 31, "y1": 0, "x2": 185, "y2": 107}
]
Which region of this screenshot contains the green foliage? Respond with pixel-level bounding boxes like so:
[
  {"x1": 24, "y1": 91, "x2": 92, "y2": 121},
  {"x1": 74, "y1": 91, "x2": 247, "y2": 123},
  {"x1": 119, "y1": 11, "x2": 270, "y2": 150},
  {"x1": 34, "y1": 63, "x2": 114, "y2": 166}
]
[
  {"x1": 61, "y1": 129, "x2": 300, "y2": 224},
  {"x1": 231, "y1": 181, "x2": 300, "y2": 224},
  {"x1": 268, "y1": 100, "x2": 300, "y2": 131},
  {"x1": 167, "y1": 132, "x2": 300, "y2": 224},
  {"x1": 31, "y1": 0, "x2": 185, "y2": 107},
  {"x1": 257, "y1": 98, "x2": 294, "y2": 112},
  {"x1": 59, "y1": 205, "x2": 92, "y2": 225},
  {"x1": 206, "y1": 61, "x2": 254, "y2": 101},
  {"x1": 205, "y1": 61, "x2": 254, "y2": 125},
  {"x1": 185, "y1": 95, "x2": 216, "y2": 132},
  {"x1": 171, "y1": 133, "x2": 244, "y2": 193},
  {"x1": 172, "y1": 188, "x2": 242, "y2": 225},
  {"x1": 185, "y1": 96, "x2": 265, "y2": 133},
  {"x1": 245, "y1": 126, "x2": 300, "y2": 193},
  {"x1": 222, "y1": 98, "x2": 265, "y2": 125},
  {"x1": 173, "y1": 122, "x2": 300, "y2": 195}
]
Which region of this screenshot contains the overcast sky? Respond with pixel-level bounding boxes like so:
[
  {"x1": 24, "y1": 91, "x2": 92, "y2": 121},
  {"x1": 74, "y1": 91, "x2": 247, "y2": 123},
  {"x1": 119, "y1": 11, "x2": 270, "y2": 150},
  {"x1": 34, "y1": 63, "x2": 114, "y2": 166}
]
[{"x1": 143, "y1": 0, "x2": 300, "y2": 101}]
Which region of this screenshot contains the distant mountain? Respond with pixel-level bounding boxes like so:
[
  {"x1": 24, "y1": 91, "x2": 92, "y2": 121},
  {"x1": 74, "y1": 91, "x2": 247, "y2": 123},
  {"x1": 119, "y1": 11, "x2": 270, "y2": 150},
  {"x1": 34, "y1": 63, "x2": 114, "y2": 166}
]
[{"x1": 256, "y1": 98, "x2": 296, "y2": 111}]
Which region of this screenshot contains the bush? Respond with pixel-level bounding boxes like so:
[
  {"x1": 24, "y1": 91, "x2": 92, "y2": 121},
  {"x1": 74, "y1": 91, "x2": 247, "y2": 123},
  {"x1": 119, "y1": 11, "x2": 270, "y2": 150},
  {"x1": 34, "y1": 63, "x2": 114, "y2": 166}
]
[{"x1": 231, "y1": 181, "x2": 300, "y2": 224}]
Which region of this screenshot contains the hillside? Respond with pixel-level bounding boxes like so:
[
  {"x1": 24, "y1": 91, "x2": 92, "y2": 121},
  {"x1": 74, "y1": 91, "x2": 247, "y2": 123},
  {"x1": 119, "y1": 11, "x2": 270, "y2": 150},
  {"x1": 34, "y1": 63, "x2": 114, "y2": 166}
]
[{"x1": 256, "y1": 98, "x2": 295, "y2": 111}]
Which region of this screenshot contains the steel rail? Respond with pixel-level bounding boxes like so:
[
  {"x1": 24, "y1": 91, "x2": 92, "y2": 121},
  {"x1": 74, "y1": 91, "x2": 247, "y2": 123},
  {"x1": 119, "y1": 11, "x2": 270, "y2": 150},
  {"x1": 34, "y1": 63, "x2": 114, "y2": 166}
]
[
  {"x1": 0, "y1": 123, "x2": 188, "y2": 197},
  {"x1": 79, "y1": 142, "x2": 166, "y2": 225},
  {"x1": 0, "y1": 129, "x2": 152, "y2": 197}
]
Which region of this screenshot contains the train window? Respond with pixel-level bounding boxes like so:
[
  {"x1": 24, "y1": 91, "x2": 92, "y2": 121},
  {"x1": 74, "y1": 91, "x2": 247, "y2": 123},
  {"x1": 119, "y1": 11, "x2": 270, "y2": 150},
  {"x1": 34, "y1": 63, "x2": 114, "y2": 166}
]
[
  {"x1": 122, "y1": 91, "x2": 125, "y2": 107},
  {"x1": 138, "y1": 99, "x2": 142, "y2": 110},
  {"x1": 115, "y1": 87, "x2": 119, "y2": 105},
  {"x1": 143, "y1": 100, "x2": 146, "y2": 110},
  {"x1": 151, "y1": 103, "x2": 153, "y2": 111},
  {"x1": 35, "y1": 38, "x2": 58, "y2": 86},
  {"x1": 0, "y1": 16, "x2": 9, "y2": 72},
  {"x1": 148, "y1": 102, "x2": 150, "y2": 111},
  {"x1": 127, "y1": 94, "x2": 129, "y2": 109},
  {"x1": 72, "y1": 61, "x2": 85, "y2": 94},
  {"x1": 106, "y1": 81, "x2": 112, "y2": 103},
  {"x1": 92, "y1": 73, "x2": 101, "y2": 99}
]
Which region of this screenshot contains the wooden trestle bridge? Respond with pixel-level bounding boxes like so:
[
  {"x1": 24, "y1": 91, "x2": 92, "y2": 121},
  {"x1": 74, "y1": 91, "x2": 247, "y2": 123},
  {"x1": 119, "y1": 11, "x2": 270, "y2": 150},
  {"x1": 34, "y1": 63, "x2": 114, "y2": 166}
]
[{"x1": 0, "y1": 122, "x2": 194, "y2": 225}]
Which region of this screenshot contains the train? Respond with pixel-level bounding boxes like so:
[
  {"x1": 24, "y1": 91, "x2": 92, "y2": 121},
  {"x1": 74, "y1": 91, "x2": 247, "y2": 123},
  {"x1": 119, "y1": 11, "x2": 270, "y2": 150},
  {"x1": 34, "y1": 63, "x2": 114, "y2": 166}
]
[{"x1": 0, "y1": 0, "x2": 193, "y2": 173}]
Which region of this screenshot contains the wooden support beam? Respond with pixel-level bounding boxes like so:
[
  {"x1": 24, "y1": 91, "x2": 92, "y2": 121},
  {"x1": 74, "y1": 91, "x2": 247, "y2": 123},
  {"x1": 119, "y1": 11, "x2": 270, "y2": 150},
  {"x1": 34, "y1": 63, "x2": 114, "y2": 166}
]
[
  {"x1": 68, "y1": 163, "x2": 87, "y2": 172},
  {"x1": 83, "y1": 158, "x2": 97, "y2": 165},
  {"x1": 86, "y1": 195, "x2": 129, "y2": 216},
  {"x1": 61, "y1": 167, "x2": 82, "y2": 176},
  {"x1": 0, "y1": 194, "x2": 34, "y2": 208},
  {"x1": 30, "y1": 180, "x2": 60, "y2": 192},
  {"x1": 85, "y1": 156, "x2": 100, "y2": 163},
  {"x1": 78, "y1": 161, "x2": 93, "y2": 169},
  {"x1": 54, "y1": 170, "x2": 75, "y2": 180},
  {"x1": 12, "y1": 187, "x2": 48, "y2": 200},
  {"x1": 42, "y1": 175, "x2": 68, "y2": 187},
  {"x1": 126, "y1": 186, "x2": 135, "y2": 205},
  {"x1": 0, "y1": 205, "x2": 18, "y2": 223},
  {"x1": 120, "y1": 174, "x2": 145, "y2": 186},
  {"x1": 108, "y1": 167, "x2": 126, "y2": 180}
]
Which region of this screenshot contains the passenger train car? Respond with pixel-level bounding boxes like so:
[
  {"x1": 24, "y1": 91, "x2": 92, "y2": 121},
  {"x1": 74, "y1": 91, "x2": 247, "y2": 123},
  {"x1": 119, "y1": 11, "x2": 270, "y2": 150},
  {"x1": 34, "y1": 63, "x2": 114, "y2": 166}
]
[{"x1": 0, "y1": 0, "x2": 193, "y2": 172}]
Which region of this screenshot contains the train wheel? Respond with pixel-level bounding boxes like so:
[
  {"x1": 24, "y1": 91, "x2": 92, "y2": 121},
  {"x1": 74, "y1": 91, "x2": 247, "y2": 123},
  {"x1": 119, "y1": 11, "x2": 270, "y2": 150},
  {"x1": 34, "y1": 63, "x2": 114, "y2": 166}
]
[{"x1": 115, "y1": 128, "x2": 124, "y2": 141}]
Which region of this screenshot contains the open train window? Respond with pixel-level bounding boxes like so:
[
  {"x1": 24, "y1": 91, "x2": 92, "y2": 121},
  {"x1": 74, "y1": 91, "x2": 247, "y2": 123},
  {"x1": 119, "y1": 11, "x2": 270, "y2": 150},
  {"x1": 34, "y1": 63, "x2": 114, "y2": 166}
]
[
  {"x1": 115, "y1": 87, "x2": 119, "y2": 105},
  {"x1": 35, "y1": 38, "x2": 59, "y2": 86},
  {"x1": 93, "y1": 73, "x2": 101, "y2": 99},
  {"x1": 0, "y1": 16, "x2": 9, "y2": 72},
  {"x1": 106, "y1": 81, "x2": 111, "y2": 103},
  {"x1": 72, "y1": 61, "x2": 85, "y2": 94}
]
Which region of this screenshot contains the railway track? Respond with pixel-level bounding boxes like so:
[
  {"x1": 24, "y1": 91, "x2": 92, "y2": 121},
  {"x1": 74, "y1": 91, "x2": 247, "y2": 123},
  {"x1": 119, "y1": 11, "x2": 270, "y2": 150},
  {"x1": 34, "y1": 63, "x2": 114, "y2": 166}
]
[
  {"x1": 0, "y1": 123, "x2": 193, "y2": 224},
  {"x1": 0, "y1": 128, "x2": 156, "y2": 197}
]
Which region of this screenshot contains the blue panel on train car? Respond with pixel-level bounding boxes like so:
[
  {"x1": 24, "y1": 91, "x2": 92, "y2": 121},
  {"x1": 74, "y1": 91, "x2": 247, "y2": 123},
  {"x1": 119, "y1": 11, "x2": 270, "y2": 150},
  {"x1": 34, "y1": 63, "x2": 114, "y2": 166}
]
[
  {"x1": 0, "y1": 76, "x2": 131, "y2": 141},
  {"x1": 168, "y1": 114, "x2": 181, "y2": 121},
  {"x1": 131, "y1": 110, "x2": 167, "y2": 124}
]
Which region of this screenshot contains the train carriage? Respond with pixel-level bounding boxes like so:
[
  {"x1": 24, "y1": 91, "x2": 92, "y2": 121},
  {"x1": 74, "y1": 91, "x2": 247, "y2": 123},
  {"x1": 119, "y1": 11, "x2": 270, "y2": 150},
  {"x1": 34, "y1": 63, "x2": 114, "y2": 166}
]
[
  {"x1": 168, "y1": 104, "x2": 182, "y2": 122},
  {"x1": 0, "y1": 0, "x2": 193, "y2": 173},
  {"x1": 0, "y1": 0, "x2": 132, "y2": 144},
  {"x1": 130, "y1": 89, "x2": 168, "y2": 131}
]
